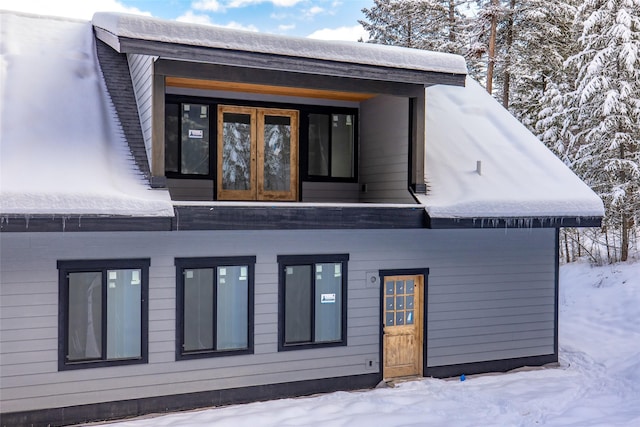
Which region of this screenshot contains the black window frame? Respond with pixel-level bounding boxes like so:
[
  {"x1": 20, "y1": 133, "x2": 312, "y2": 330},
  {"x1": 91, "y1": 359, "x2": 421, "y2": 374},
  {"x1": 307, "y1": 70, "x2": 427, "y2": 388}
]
[
  {"x1": 164, "y1": 95, "x2": 358, "y2": 185},
  {"x1": 300, "y1": 107, "x2": 359, "y2": 183},
  {"x1": 175, "y1": 256, "x2": 256, "y2": 360},
  {"x1": 277, "y1": 254, "x2": 349, "y2": 351},
  {"x1": 164, "y1": 101, "x2": 216, "y2": 180},
  {"x1": 57, "y1": 259, "x2": 149, "y2": 371}
]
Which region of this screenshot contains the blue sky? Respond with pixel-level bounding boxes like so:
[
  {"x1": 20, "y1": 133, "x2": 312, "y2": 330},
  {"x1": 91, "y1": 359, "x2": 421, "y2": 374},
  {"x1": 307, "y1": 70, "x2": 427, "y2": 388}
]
[{"x1": 1, "y1": 0, "x2": 374, "y2": 40}]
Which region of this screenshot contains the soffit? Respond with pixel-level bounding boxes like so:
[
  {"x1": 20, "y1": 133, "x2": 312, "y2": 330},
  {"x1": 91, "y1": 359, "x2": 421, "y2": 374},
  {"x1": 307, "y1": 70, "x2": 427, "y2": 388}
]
[{"x1": 165, "y1": 77, "x2": 376, "y2": 102}]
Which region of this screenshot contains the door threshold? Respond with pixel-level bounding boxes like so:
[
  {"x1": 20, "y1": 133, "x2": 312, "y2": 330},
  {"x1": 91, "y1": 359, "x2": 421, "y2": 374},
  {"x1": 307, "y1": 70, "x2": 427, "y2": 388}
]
[{"x1": 378, "y1": 375, "x2": 423, "y2": 388}]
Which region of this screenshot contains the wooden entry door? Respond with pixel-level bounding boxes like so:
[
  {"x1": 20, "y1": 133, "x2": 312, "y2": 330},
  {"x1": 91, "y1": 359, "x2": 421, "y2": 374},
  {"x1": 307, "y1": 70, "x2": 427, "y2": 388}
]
[
  {"x1": 383, "y1": 274, "x2": 423, "y2": 379},
  {"x1": 217, "y1": 106, "x2": 298, "y2": 201}
]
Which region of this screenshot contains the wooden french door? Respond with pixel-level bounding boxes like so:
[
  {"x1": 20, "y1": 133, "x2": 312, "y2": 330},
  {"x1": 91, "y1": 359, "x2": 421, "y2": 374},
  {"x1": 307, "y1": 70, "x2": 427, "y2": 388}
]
[
  {"x1": 382, "y1": 274, "x2": 424, "y2": 379},
  {"x1": 217, "y1": 106, "x2": 298, "y2": 201}
]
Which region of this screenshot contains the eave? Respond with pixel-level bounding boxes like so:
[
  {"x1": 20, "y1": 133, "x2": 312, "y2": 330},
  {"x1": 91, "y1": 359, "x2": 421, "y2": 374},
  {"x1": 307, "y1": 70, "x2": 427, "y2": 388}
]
[
  {"x1": 0, "y1": 206, "x2": 604, "y2": 233},
  {"x1": 426, "y1": 215, "x2": 603, "y2": 229},
  {"x1": 93, "y1": 29, "x2": 466, "y2": 88}
]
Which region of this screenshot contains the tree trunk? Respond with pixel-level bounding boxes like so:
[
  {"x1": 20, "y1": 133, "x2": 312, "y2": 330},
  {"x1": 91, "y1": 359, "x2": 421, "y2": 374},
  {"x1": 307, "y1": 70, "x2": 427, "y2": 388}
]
[
  {"x1": 621, "y1": 212, "x2": 629, "y2": 262},
  {"x1": 486, "y1": 0, "x2": 499, "y2": 94},
  {"x1": 448, "y1": 0, "x2": 456, "y2": 43},
  {"x1": 502, "y1": 0, "x2": 516, "y2": 108}
]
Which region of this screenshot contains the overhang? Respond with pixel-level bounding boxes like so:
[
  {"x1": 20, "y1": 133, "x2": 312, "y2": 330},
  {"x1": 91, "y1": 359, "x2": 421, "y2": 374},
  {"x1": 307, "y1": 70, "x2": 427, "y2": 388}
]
[{"x1": 92, "y1": 12, "x2": 467, "y2": 87}]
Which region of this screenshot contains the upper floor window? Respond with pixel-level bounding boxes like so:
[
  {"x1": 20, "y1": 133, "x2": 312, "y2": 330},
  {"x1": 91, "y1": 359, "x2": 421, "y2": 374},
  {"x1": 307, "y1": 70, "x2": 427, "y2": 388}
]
[
  {"x1": 58, "y1": 259, "x2": 149, "y2": 370},
  {"x1": 165, "y1": 102, "x2": 211, "y2": 176},
  {"x1": 165, "y1": 96, "x2": 358, "y2": 185},
  {"x1": 307, "y1": 113, "x2": 356, "y2": 180},
  {"x1": 176, "y1": 256, "x2": 255, "y2": 360},
  {"x1": 278, "y1": 254, "x2": 348, "y2": 351}
]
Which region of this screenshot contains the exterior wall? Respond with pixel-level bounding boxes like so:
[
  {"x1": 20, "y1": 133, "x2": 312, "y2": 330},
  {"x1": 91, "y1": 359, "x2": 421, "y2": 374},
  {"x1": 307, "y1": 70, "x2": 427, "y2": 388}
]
[
  {"x1": 167, "y1": 178, "x2": 214, "y2": 201},
  {"x1": 301, "y1": 182, "x2": 359, "y2": 203},
  {"x1": 359, "y1": 95, "x2": 415, "y2": 203},
  {"x1": 127, "y1": 54, "x2": 155, "y2": 168},
  {"x1": 0, "y1": 228, "x2": 556, "y2": 414}
]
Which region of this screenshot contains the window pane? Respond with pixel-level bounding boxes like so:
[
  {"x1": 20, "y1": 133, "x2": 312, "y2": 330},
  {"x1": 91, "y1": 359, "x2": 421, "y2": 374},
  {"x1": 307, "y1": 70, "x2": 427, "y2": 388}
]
[
  {"x1": 181, "y1": 103, "x2": 210, "y2": 175},
  {"x1": 222, "y1": 113, "x2": 252, "y2": 190},
  {"x1": 263, "y1": 115, "x2": 291, "y2": 192},
  {"x1": 315, "y1": 263, "x2": 342, "y2": 342},
  {"x1": 165, "y1": 103, "x2": 179, "y2": 173},
  {"x1": 308, "y1": 114, "x2": 330, "y2": 176},
  {"x1": 217, "y1": 266, "x2": 249, "y2": 350},
  {"x1": 106, "y1": 269, "x2": 142, "y2": 359},
  {"x1": 285, "y1": 265, "x2": 312, "y2": 343},
  {"x1": 68, "y1": 272, "x2": 102, "y2": 361},
  {"x1": 331, "y1": 114, "x2": 354, "y2": 178},
  {"x1": 183, "y1": 268, "x2": 214, "y2": 352}
]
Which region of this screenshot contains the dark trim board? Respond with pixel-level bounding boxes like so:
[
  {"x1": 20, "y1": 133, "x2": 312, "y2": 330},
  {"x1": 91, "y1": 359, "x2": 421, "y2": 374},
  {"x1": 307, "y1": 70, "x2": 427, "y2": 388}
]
[
  {"x1": 0, "y1": 373, "x2": 381, "y2": 427},
  {"x1": 424, "y1": 354, "x2": 558, "y2": 379},
  {"x1": 112, "y1": 37, "x2": 467, "y2": 87},
  {"x1": 172, "y1": 206, "x2": 427, "y2": 230},
  {"x1": 0, "y1": 215, "x2": 173, "y2": 232},
  {"x1": 158, "y1": 60, "x2": 424, "y2": 98},
  {"x1": 427, "y1": 215, "x2": 602, "y2": 229}
]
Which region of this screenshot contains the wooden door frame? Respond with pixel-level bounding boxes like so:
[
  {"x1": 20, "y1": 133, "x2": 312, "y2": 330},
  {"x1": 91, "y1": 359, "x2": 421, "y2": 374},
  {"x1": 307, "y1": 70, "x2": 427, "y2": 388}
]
[
  {"x1": 379, "y1": 268, "x2": 429, "y2": 380},
  {"x1": 217, "y1": 105, "x2": 257, "y2": 201},
  {"x1": 217, "y1": 105, "x2": 299, "y2": 201}
]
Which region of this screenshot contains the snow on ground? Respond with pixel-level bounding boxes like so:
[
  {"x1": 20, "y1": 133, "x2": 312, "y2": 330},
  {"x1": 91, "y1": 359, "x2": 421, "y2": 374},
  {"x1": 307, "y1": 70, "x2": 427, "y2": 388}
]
[{"x1": 98, "y1": 258, "x2": 640, "y2": 427}]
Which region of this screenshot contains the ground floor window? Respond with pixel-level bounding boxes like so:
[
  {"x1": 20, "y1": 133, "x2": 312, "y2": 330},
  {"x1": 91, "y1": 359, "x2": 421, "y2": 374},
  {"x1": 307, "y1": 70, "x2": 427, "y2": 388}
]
[
  {"x1": 57, "y1": 259, "x2": 149, "y2": 370},
  {"x1": 278, "y1": 254, "x2": 348, "y2": 350},
  {"x1": 175, "y1": 256, "x2": 255, "y2": 359}
]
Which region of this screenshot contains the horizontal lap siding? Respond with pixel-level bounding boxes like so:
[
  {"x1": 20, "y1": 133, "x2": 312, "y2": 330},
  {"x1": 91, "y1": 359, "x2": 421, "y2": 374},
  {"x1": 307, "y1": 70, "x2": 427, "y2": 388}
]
[
  {"x1": 0, "y1": 228, "x2": 556, "y2": 413},
  {"x1": 301, "y1": 182, "x2": 359, "y2": 202},
  {"x1": 127, "y1": 54, "x2": 154, "y2": 164},
  {"x1": 359, "y1": 95, "x2": 415, "y2": 203},
  {"x1": 426, "y1": 229, "x2": 556, "y2": 367}
]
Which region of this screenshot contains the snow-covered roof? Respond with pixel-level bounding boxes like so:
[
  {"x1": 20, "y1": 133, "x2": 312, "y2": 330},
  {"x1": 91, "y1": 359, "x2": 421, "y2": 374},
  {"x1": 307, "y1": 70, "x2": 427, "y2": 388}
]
[
  {"x1": 417, "y1": 77, "x2": 604, "y2": 220},
  {"x1": 91, "y1": 12, "x2": 467, "y2": 76},
  {"x1": 0, "y1": 11, "x2": 174, "y2": 217}
]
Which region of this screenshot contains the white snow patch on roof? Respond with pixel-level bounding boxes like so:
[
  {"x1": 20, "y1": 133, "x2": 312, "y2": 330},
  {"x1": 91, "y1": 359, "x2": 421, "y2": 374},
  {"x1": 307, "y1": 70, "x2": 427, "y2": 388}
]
[
  {"x1": 91, "y1": 12, "x2": 467, "y2": 76},
  {"x1": 417, "y1": 77, "x2": 604, "y2": 219},
  {"x1": 0, "y1": 11, "x2": 173, "y2": 217}
]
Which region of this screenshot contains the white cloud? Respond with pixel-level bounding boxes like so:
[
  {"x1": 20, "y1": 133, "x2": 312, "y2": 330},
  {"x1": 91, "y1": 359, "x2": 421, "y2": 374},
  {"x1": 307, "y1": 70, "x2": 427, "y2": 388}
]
[
  {"x1": 0, "y1": 0, "x2": 151, "y2": 20},
  {"x1": 192, "y1": 0, "x2": 222, "y2": 12},
  {"x1": 227, "y1": 0, "x2": 302, "y2": 7},
  {"x1": 222, "y1": 21, "x2": 259, "y2": 32},
  {"x1": 278, "y1": 24, "x2": 295, "y2": 31},
  {"x1": 176, "y1": 11, "x2": 214, "y2": 25},
  {"x1": 307, "y1": 25, "x2": 369, "y2": 42},
  {"x1": 307, "y1": 6, "x2": 324, "y2": 16}
]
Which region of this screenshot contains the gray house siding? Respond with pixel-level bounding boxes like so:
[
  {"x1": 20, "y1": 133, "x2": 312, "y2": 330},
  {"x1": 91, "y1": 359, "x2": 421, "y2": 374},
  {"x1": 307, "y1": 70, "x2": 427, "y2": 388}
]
[
  {"x1": 127, "y1": 53, "x2": 155, "y2": 168},
  {"x1": 0, "y1": 228, "x2": 556, "y2": 415},
  {"x1": 359, "y1": 95, "x2": 415, "y2": 203}
]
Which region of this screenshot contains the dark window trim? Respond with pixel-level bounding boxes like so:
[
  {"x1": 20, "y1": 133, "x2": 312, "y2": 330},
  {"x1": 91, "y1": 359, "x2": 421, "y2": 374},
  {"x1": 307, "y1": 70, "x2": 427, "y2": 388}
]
[
  {"x1": 165, "y1": 95, "x2": 359, "y2": 185},
  {"x1": 299, "y1": 107, "x2": 359, "y2": 183},
  {"x1": 165, "y1": 101, "x2": 216, "y2": 180},
  {"x1": 175, "y1": 256, "x2": 256, "y2": 360},
  {"x1": 57, "y1": 259, "x2": 150, "y2": 371},
  {"x1": 277, "y1": 254, "x2": 349, "y2": 352}
]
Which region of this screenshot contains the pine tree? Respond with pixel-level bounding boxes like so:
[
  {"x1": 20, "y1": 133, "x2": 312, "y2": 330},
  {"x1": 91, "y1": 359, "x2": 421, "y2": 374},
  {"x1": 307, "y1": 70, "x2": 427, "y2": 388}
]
[
  {"x1": 359, "y1": 0, "x2": 470, "y2": 55},
  {"x1": 566, "y1": 0, "x2": 640, "y2": 262}
]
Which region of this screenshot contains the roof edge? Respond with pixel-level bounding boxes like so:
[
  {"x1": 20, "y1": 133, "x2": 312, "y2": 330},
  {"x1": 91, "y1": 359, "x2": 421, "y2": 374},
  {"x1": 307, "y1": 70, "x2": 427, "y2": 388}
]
[
  {"x1": 427, "y1": 215, "x2": 603, "y2": 229},
  {"x1": 91, "y1": 12, "x2": 468, "y2": 76}
]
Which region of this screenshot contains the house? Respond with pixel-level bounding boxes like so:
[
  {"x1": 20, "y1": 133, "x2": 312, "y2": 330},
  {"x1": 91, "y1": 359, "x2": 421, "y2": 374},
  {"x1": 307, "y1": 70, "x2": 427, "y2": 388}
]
[{"x1": 0, "y1": 11, "x2": 604, "y2": 426}]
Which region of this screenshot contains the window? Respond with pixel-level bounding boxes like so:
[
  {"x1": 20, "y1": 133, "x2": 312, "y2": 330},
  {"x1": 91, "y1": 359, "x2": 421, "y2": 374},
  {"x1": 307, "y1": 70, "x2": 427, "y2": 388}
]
[
  {"x1": 176, "y1": 257, "x2": 255, "y2": 359},
  {"x1": 165, "y1": 102, "x2": 211, "y2": 176},
  {"x1": 278, "y1": 254, "x2": 348, "y2": 350},
  {"x1": 307, "y1": 113, "x2": 356, "y2": 180},
  {"x1": 58, "y1": 259, "x2": 149, "y2": 370}
]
